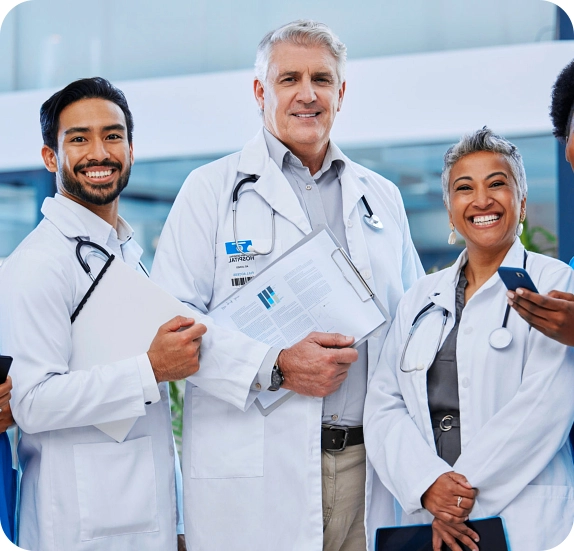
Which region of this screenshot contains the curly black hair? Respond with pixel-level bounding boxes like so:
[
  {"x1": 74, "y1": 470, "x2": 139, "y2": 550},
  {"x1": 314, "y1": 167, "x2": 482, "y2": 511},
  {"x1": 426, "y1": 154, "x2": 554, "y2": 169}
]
[{"x1": 550, "y1": 59, "x2": 574, "y2": 142}]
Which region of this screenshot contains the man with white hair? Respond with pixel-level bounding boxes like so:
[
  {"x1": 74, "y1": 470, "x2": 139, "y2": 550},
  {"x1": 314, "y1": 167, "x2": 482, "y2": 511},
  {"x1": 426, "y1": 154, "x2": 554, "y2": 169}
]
[{"x1": 152, "y1": 20, "x2": 423, "y2": 551}]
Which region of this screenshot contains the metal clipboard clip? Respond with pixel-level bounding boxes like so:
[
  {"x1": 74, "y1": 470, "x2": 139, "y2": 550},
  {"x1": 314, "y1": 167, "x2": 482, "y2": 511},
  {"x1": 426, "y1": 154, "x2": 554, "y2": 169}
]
[{"x1": 330, "y1": 247, "x2": 374, "y2": 303}]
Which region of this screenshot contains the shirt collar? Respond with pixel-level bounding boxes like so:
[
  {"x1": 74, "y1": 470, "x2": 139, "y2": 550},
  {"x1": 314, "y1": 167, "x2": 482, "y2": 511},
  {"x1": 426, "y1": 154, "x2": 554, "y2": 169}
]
[
  {"x1": 42, "y1": 193, "x2": 134, "y2": 245},
  {"x1": 263, "y1": 127, "x2": 345, "y2": 179}
]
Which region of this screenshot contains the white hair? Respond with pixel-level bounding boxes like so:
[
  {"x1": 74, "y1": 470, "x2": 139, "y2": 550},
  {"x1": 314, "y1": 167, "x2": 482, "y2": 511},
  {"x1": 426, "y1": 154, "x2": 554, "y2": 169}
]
[
  {"x1": 254, "y1": 20, "x2": 347, "y2": 85},
  {"x1": 442, "y1": 127, "x2": 528, "y2": 208}
]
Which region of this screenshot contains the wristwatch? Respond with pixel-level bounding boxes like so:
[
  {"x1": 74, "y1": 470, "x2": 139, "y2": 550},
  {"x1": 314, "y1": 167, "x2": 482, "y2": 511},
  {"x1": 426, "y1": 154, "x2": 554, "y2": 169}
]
[{"x1": 268, "y1": 356, "x2": 285, "y2": 391}]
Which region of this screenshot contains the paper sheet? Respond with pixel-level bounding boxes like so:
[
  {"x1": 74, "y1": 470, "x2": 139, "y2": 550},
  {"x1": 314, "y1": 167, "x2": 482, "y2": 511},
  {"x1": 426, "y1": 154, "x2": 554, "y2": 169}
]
[{"x1": 209, "y1": 228, "x2": 387, "y2": 413}]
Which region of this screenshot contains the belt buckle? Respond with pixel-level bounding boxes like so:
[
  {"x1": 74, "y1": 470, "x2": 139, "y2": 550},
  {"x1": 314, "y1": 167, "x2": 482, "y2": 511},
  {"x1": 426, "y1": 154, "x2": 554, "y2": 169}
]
[
  {"x1": 439, "y1": 415, "x2": 454, "y2": 432},
  {"x1": 324, "y1": 425, "x2": 349, "y2": 452}
]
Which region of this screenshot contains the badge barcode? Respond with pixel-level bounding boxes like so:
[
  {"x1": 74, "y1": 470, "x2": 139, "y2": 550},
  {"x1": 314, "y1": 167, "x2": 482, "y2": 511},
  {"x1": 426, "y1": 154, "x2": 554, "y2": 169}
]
[{"x1": 232, "y1": 276, "x2": 253, "y2": 287}]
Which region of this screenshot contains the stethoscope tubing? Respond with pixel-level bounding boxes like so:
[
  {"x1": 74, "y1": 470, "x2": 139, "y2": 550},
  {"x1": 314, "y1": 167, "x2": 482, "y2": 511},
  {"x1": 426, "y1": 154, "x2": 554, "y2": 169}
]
[{"x1": 230, "y1": 174, "x2": 382, "y2": 256}]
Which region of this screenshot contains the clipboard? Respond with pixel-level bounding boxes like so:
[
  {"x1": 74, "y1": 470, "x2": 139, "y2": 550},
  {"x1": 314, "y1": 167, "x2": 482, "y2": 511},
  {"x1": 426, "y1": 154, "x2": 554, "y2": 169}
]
[
  {"x1": 375, "y1": 517, "x2": 509, "y2": 551},
  {"x1": 69, "y1": 257, "x2": 193, "y2": 442},
  {"x1": 210, "y1": 226, "x2": 389, "y2": 415}
]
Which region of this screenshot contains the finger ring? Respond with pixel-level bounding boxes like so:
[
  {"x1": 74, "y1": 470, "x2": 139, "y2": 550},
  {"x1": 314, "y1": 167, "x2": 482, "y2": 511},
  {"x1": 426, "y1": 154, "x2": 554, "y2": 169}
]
[{"x1": 457, "y1": 496, "x2": 463, "y2": 508}]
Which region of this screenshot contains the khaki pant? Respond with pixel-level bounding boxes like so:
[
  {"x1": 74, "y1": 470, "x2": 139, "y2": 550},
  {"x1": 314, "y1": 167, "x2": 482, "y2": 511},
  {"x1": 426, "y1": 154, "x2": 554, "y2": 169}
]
[{"x1": 322, "y1": 443, "x2": 367, "y2": 551}]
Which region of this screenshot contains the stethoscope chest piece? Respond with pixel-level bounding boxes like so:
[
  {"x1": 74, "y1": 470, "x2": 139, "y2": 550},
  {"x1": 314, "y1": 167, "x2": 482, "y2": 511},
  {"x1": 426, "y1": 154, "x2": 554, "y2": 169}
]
[
  {"x1": 363, "y1": 213, "x2": 383, "y2": 230},
  {"x1": 489, "y1": 327, "x2": 513, "y2": 349}
]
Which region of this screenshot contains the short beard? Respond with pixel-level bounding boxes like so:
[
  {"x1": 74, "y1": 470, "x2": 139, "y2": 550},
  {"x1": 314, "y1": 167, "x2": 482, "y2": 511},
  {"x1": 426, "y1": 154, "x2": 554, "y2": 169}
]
[{"x1": 60, "y1": 163, "x2": 131, "y2": 206}]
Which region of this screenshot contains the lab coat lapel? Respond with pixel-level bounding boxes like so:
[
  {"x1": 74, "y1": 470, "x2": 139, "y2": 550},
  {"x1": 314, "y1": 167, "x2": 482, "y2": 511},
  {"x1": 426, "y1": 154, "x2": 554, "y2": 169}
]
[
  {"x1": 428, "y1": 250, "x2": 467, "y2": 316},
  {"x1": 237, "y1": 130, "x2": 312, "y2": 235},
  {"x1": 339, "y1": 159, "x2": 377, "y2": 293}
]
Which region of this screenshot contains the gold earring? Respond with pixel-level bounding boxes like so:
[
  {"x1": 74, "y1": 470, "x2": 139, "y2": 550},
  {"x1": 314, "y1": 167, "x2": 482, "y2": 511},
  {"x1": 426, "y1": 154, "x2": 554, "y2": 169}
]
[
  {"x1": 516, "y1": 210, "x2": 525, "y2": 237},
  {"x1": 448, "y1": 222, "x2": 456, "y2": 245}
]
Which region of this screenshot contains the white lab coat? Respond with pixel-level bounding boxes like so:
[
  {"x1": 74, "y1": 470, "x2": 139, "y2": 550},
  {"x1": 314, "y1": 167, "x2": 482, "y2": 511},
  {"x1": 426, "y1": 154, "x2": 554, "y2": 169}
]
[
  {"x1": 364, "y1": 238, "x2": 574, "y2": 551},
  {"x1": 151, "y1": 129, "x2": 424, "y2": 551},
  {"x1": 0, "y1": 196, "x2": 182, "y2": 551}
]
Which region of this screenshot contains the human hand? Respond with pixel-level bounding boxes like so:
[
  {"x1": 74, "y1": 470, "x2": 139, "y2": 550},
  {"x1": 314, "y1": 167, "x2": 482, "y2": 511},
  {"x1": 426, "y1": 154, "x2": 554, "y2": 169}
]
[
  {"x1": 507, "y1": 289, "x2": 574, "y2": 346},
  {"x1": 278, "y1": 332, "x2": 359, "y2": 397},
  {"x1": 432, "y1": 518, "x2": 479, "y2": 551},
  {"x1": 421, "y1": 472, "x2": 477, "y2": 523},
  {"x1": 148, "y1": 316, "x2": 207, "y2": 382},
  {"x1": 177, "y1": 534, "x2": 186, "y2": 551},
  {"x1": 0, "y1": 377, "x2": 14, "y2": 433}
]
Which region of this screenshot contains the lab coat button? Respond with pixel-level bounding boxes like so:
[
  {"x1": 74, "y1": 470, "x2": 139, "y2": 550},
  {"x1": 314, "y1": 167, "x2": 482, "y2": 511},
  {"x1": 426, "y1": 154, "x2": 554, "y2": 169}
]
[
  {"x1": 255, "y1": 383, "x2": 261, "y2": 390},
  {"x1": 169, "y1": 446, "x2": 175, "y2": 457},
  {"x1": 160, "y1": 390, "x2": 168, "y2": 401},
  {"x1": 331, "y1": 414, "x2": 339, "y2": 421},
  {"x1": 306, "y1": 185, "x2": 312, "y2": 191},
  {"x1": 462, "y1": 377, "x2": 470, "y2": 388},
  {"x1": 464, "y1": 326, "x2": 473, "y2": 335},
  {"x1": 347, "y1": 220, "x2": 353, "y2": 228},
  {"x1": 362, "y1": 270, "x2": 371, "y2": 280}
]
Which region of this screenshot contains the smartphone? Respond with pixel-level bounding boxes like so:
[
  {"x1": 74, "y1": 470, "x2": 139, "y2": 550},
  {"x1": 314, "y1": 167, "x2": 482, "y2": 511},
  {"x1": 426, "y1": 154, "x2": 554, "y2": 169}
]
[
  {"x1": 0, "y1": 355, "x2": 12, "y2": 385},
  {"x1": 498, "y1": 267, "x2": 538, "y2": 293}
]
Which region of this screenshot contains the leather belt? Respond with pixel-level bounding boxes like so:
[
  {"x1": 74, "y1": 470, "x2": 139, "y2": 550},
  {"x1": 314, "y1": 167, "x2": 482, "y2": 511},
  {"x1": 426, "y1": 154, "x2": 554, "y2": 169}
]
[
  {"x1": 321, "y1": 425, "x2": 364, "y2": 452},
  {"x1": 431, "y1": 414, "x2": 461, "y2": 432}
]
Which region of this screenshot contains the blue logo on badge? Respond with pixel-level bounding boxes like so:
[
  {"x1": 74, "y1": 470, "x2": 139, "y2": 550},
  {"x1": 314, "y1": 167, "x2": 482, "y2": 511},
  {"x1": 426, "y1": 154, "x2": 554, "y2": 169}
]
[{"x1": 226, "y1": 240, "x2": 253, "y2": 255}]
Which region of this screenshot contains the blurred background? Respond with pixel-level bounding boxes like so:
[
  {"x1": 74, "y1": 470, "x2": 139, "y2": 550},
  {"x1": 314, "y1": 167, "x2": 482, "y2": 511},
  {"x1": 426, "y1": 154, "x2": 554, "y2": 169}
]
[{"x1": 1, "y1": 0, "x2": 573, "y2": 271}]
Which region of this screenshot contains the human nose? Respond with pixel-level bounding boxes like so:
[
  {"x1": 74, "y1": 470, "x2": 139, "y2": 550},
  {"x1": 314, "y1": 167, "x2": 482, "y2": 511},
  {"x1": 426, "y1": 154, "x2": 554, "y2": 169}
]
[
  {"x1": 473, "y1": 186, "x2": 494, "y2": 209},
  {"x1": 296, "y1": 77, "x2": 317, "y2": 104},
  {"x1": 86, "y1": 138, "x2": 110, "y2": 161}
]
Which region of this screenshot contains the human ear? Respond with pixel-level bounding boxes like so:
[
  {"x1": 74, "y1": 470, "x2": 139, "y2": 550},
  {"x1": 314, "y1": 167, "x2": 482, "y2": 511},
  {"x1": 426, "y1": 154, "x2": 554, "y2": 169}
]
[{"x1": 41, "y1": 145, "x2": 58, "y2": 173}]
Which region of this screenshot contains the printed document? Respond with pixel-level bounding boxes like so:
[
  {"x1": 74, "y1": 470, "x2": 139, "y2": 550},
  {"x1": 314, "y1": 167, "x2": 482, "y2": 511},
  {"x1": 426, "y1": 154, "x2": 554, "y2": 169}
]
[{"x1": 209, "y1": 227, "x2": 387, "y2": 413}]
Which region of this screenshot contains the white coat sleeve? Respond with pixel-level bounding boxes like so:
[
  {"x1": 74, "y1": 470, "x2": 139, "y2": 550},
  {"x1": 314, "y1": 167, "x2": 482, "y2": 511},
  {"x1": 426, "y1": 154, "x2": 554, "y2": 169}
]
[
  {"x1": 0, "y1": 249, "x2": 149, "y2": 434},
  {"x1": 151, "y1": 169, "x2": 272, "y2": 412},
  {"x1": 453, "y1": 266, "x2": 574, "y2": 517},
  {"x1": 364, "y1": 296, "x2": 452, "y2": 515}
]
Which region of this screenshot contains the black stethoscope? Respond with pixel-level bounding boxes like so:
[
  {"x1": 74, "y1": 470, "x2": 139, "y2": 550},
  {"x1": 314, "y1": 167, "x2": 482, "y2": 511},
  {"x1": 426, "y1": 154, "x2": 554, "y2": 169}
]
[
  {"x1": 231, "y1": 174, "x2": 383, "y2": 255},
  {"x1": 399, "y1": 251, "x2": 528, "y2": 373},
  {"x1": 75, "y1": 238, "x2": 149, "y2": 281}
]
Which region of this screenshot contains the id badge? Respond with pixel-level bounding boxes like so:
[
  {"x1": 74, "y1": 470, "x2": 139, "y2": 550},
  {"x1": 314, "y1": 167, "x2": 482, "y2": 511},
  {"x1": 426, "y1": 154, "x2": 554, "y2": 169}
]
[{"x1": 225, "y1": 241, "x2": 256, "y2": 287}]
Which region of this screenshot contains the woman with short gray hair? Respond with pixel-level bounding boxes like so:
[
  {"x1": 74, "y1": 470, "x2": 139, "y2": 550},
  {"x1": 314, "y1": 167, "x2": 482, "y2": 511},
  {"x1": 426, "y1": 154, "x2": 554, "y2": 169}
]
[{"x1": 364, "y1": 128, "x2": 574, "y2": 551}]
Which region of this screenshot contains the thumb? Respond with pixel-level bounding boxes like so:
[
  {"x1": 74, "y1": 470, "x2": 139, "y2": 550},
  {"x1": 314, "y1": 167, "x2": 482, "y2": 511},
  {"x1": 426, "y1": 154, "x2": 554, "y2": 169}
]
[
  {"x1": 161, "y1": 316, "x2": 196, "y2": 333},
  {"x1": 312, "y1": 332, "x2": 355, "y2": 348},
  {"x1": 547, "y1": 290, "x2": 574, "y2": 301},
  {"x1": 448, "y1": 472, "x2": 472, "y2": 489}
]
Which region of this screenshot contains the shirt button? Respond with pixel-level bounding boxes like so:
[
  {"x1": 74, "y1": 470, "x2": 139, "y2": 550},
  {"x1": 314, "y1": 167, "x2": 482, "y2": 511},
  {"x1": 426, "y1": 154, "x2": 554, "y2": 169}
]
[
  {"x1": 464, "y1": 327, "x2": 473, "y2": 335},
  {"x1": 462, "y1": 377, "x2": 470, "y2": 388},
  {"x1": 331, "y1": 414, "x2": 339, "y2": 421},
  {"x1": 306, "y1": 185, "x2": 312, "y2": 190},
  {"x1": 362, "y1": 270, "x2": 371, "y2": 280},
  {"x1": 160, "y1": 390, "x2": 168, "y2": 401},
  {"x1": 347, "y1": 220, "x2": 353, "y2": 228},
  {"x1": 255, "y1": 383, "x2": 261, "y2": 390}
]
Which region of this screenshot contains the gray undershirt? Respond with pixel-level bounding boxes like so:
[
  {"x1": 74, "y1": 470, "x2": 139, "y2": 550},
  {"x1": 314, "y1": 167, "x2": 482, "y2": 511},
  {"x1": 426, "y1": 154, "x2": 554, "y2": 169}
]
[
  {"x1": 263, "y1": 128, "x2": 368, "y2": 427},
  {"x1": 427, "y1": 268, "x2": 467, "y2": 466}
]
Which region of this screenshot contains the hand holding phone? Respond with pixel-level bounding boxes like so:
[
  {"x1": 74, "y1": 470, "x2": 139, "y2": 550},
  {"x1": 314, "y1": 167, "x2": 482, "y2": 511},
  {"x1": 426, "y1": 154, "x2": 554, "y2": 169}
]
[
  {"x1": 498, "y1": 267, "x2": 538, "y2": 293},
  {"x1": 0, "y1": 355, "x2": 12, "y2": 385}
]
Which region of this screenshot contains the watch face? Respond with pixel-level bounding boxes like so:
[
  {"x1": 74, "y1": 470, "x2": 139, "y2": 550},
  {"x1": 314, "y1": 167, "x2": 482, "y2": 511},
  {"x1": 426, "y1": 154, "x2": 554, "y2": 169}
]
[{"x1": 270, "y1": 365, "x2": 284, "y2": 390}]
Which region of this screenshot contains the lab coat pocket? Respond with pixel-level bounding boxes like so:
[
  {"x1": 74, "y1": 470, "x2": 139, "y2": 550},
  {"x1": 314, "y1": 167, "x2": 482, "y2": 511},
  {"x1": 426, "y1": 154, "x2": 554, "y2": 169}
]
[
  {"x1": 190, "y1": 386, "x2": 264, "y2": 478},
  {"x1": 73, "y1": 436, "x2": 159, "y2": 541}
]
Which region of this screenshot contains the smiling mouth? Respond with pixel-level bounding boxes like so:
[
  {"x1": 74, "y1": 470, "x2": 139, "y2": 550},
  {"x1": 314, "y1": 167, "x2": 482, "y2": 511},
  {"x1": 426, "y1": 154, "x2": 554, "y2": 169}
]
[
  {"x1": 293, "y1": 113, "x2": 320, "y2": 118},
  {"x1": 83, "y1": 169, "x2": 114, "y2": 179},
  {"x1": 471, "y1": 214, "x2": 500, "y2": 226}
]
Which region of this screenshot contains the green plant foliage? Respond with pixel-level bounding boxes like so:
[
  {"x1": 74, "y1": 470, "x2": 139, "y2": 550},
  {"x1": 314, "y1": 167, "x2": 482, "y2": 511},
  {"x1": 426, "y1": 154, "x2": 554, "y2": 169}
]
[
  {"x1": 169, "y1": 381, "x2": 184, "y2": 456},
  {"x1": 519, "y1": 218, "x2": 557, "y2": 256}
]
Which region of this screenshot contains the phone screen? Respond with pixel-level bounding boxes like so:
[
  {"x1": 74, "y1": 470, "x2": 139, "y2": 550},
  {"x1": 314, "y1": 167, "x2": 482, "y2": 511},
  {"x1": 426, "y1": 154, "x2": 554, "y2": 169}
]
[{"x1": 0, "y1": 355, "x2": 12, "y2": 385}]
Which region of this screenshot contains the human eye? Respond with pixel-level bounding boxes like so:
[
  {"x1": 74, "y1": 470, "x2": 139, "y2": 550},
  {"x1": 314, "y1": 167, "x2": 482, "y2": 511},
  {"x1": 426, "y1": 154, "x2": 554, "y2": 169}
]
[
  {"x1": 490, "y1": 180, "x2": 506, "y2": 188},
  {"x1": 69, "y1": 136, "x2": 86, "y2": 143},
  {"x1": 454, "y1": 183, "x2": 472, "y2": 191},
  {"x1": 105, "y1": 133, "x2": 123, "y2": 140}
]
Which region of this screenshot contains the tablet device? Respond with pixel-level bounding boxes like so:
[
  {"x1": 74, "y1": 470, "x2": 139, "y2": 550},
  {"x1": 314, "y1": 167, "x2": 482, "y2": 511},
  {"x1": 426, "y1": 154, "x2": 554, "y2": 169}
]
[
  {"x1": 0, "y1": 355, "x2": 12, "y2": 385},
  {"x1": 498, "y1": 267, "x2": 538, "y2": 293},
  {"x1": 375, "y1": 517, "x2": 508, "y2": 551}
]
